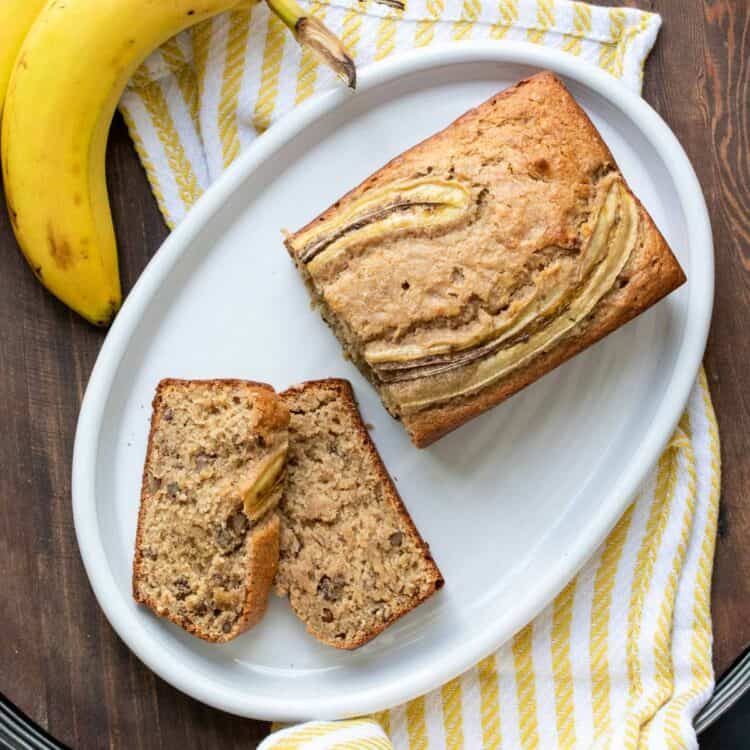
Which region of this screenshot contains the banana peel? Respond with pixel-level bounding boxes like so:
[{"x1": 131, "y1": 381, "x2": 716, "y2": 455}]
[{"x1": 0, "y1": 0, "x2": 47, "y2": 116}]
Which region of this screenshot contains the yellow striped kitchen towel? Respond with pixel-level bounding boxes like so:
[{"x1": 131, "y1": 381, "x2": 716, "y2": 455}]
[
  {"x1": 119, "y1": 0, "x2": 662, "y2": 228},
  {"x1": 119, "y1": 2, "x2": 721, "y2": 748}
]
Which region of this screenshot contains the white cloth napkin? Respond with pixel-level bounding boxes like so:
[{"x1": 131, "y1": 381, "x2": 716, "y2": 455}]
[{"x1": 119, "y1": 2, "x2": 720, "y2": 747}]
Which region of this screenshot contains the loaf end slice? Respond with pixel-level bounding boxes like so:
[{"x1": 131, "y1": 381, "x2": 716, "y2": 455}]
[
  {"x1": 277, "y1": 379, "x2": 443, "y2": 649},
  {"x1": 133, "y1": 379, "x2": 289, "y2": 643}
]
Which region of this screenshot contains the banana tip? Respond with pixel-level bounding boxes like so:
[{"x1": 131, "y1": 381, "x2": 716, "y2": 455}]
[
  {"x1": 295, "y1": 16, "x2": 357, "y2": 91},
  {"x1": 90, "y1": 297, "x2": 120, "y2": 327}
]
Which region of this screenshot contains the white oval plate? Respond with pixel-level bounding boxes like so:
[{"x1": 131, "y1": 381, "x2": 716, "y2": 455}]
[{"x1": 73, "y1": 42, "x2": 713, "y2": 721}]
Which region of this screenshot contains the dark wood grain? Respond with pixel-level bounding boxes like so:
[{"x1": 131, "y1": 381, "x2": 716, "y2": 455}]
[
  {"x1": 0, "y1": 1, "x2": 747, "y2": 747},
  {"x1": 699, "y1": 0, "x2": 750, "y2": 678}
]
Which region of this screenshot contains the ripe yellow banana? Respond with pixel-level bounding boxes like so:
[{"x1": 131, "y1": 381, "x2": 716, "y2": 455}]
[
  {"x1": 2, "y1": 0, "x2": 354, "y2": 325},
  {"x1": 0, "y1": 0, "x2": 47, "y2": 115}
]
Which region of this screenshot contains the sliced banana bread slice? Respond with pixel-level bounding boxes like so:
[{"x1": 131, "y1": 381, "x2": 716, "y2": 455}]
[
  {"x1": 133, "y1": 379, "x2": 289, "y2": 643},
  {"x1": 277, "y1": 379, "x2": 443, "y2": 649}
]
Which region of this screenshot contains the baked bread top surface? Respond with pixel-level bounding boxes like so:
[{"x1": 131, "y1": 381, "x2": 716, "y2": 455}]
[{"x1": 291, "y1": 73, "x2": 611, "y2": 346}]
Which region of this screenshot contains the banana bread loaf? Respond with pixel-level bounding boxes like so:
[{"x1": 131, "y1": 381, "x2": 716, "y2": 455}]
[{"x1": 284, "y1": 72, "x2": 686, "y2": 447}]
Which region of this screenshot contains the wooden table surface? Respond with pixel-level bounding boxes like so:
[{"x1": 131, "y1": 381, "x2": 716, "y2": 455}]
[{"x1": 1, "y1": 1, "x2": 748, "y2": 747}]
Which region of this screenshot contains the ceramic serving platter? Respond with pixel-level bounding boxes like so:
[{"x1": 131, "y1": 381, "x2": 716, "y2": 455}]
[{"x1": 72, "y1": 42, "x2": 713, "y2": 721}]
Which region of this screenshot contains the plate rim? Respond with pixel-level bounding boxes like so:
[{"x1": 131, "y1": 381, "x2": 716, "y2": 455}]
[{"x1": 72, "y1": 40, "x2": 714, "y2": 720}]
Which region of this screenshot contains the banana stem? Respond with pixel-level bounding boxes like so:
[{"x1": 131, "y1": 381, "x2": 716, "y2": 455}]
[{"x1": 266, "y1": 0, "x2": 356, "y2": 89}]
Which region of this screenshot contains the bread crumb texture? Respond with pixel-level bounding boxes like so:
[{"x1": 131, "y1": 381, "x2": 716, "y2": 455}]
[
  {"x1": 133, "y1": 379, "x2": 289, "y2": 642},
  {"x1": 276, "y1": 380, "x2": 443, "y2": 649}
]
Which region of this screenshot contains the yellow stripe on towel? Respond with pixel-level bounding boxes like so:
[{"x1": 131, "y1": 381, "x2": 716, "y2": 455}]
[
  {"x1": 406, "y1": 696, "x2": 429, "y2": 750},
  {"x1": 590, "y1": 504, "x2": 635, "y2": 740},
  {"x1": 478, "y1": 655, "x2": 502, "y2": 750},
  {"x1": 490, "y1": 0, "x2": 519, "y2": 40},
  {"x1": 415, "y1": 0, "x2": 445, "y2": 47},
  {"x1": 130, "y1": 68, "x2": 203, "y2": 213},
  {"x1": 513, "y1": 624, "x2": 540, "y2": 750},
  {"x1": 552, "y1": 579, "x2": 578, "y2": 749},
  {"x1": 562, "y1": 2, "x2": 591, "y2": 55},
  {"x1": 528, "y1": 0, "x2": 554, "y2": 44},
  {"x1": 220, "y1": 8, "x2": 252, "y2": 163},
  {"x1": 119, "y1": 101, "x2": 173, "y2": 228},
  {"x1": 441, "y1": 676, "x2": 465, "y2": 749},
  {"x1": 452, "y1": 0, "x2": 482, "y2": 41},
  {"x1": 599, "y1": 8, "x2": 625, "y2": 75},
  {"x1": 160, "y1": 38, "x2": 201, "y2": 137},
  {"x1": 376, "y1": 5, "x2": 405, "y2": 61},
  {"x1": 623, "y1": 439, "x2": 680, "y2": 747}
]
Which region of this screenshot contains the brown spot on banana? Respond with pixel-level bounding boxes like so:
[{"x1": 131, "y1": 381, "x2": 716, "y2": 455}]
[
  {"x1": 46, "y1": 223, "x2": 74, "y2": 269},
  {"x1": 6, "y1": 196, "x2": 18, "y2": 229},
  {"x1": 94, "y1": 299, "x2": 120, "y2": 327}
]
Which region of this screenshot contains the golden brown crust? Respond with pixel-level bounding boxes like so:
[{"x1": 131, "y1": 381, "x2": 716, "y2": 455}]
[
  {"x1": 404, "y1": 199, "x2": 685, "y2": 447},
  {"x1": 132, "y1": 378, "x2": 287, "y2": 643},
  {"x1": 279, "y1": 379, "x2": 443, "y2": 649},
  {"x1": 234, "y1": 513, "x2": 281, "y2": 634},
  {"x1": 286, "y1": 72, "x2": 613, "y2": 252},
  {"x1": 285, "y1": 72, "x2": 686, "y2": 448}
]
